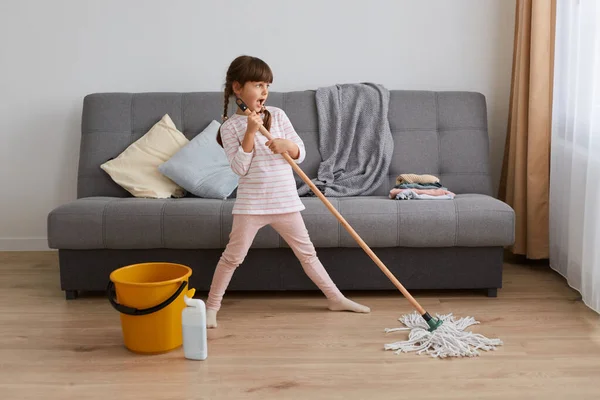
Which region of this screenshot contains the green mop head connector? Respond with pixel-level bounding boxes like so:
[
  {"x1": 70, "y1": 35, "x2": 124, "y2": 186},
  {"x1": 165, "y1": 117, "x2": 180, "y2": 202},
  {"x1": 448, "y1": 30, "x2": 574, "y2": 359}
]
[
  {"x1": 422, "y1": 312, "x2": 443, "y2": 332},
  {"x1": 383, "y1": 311, "x2": 503, "y2": 358}
]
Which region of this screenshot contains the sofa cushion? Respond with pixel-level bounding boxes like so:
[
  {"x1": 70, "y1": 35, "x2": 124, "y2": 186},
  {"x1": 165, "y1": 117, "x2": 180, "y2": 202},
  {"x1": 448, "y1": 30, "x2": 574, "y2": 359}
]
[
  {"x1": 300, "y1": 195, "x2": 514, "y2": 248},
  {"x1": 99, "y1": 114, "x2": 189, "y2": 198},
  {"x1": 48, "y1": 195, "x2": 514, "y2": 250},
  {"x1": 78, "y1": 91, "x2": 495, "y2": 199},
  {"x1": 158, "y1": 120, "x2": 240, "y2": 199}
]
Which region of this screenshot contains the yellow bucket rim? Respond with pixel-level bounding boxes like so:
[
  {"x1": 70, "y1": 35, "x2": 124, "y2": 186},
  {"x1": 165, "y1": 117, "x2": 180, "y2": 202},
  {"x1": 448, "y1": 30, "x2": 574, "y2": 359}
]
[{"x1": 109, "y1": 262, "x2": 192, "y2": 287}]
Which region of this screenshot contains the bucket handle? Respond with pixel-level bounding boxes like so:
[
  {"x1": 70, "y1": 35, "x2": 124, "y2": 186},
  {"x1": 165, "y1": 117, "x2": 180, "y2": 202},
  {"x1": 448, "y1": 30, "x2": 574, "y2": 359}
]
[{"x1": 107, "y1": 280, "x2": 188, "y2": 316}]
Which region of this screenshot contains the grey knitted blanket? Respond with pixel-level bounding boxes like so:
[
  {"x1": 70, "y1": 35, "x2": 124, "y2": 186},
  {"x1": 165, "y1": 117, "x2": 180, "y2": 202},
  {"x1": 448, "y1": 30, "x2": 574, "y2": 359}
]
[{"x1": 297, "y1": 82, "x2": 393, "y2": 197}]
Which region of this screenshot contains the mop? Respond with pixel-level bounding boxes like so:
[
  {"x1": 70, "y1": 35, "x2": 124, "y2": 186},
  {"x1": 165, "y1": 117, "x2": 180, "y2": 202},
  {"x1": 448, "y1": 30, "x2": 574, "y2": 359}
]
[{"x1": 234, "y1": 98, "x2": 503, "y2": 358}]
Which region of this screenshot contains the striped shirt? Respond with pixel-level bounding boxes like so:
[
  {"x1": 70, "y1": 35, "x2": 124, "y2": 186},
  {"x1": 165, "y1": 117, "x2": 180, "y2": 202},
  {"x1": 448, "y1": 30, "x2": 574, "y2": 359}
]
[{"x1": 220, "y1": 106, "x2": 306, "y2": 215}]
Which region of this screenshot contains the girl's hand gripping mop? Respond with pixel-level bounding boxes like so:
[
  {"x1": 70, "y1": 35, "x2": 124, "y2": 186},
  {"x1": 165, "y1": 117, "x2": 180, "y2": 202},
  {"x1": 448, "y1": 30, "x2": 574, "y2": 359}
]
[{"x1": 235, "y1": 97, "x2": 502, "y2": 358}]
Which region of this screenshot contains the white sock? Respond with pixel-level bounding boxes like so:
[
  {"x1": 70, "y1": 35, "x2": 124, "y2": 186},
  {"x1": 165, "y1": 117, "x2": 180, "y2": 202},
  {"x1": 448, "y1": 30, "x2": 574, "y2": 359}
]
[
  {"x1": 206, "y1": 309, "x2": 218, "y2": 328},
  {"x1": 328, "y1": 297, "x2": 370, "y2": 313}
]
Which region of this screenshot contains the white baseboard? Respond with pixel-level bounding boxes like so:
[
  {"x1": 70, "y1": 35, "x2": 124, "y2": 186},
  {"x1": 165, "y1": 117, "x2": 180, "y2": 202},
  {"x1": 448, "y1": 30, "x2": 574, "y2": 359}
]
[{"x1": 0, "y1": 238, "x2": 52, "y2": 251}]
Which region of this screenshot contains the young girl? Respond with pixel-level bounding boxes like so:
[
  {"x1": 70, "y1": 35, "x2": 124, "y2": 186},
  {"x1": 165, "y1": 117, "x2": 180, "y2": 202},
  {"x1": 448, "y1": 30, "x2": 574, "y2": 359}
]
[{"x1": 205, "y1": 55, "x2": 370, "y2": 328}]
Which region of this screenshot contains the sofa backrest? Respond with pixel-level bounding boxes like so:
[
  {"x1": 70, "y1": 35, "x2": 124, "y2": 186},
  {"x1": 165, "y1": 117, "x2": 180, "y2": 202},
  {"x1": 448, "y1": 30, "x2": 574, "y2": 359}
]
[{"x1": 78, "y1": 90, "x2": 492, "y2": 198}]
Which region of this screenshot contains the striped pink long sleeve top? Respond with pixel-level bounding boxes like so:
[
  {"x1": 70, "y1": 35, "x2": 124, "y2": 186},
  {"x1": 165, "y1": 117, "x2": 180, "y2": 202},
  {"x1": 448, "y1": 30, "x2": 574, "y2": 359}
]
[{"x1": 220, "y1": 106, "x2": 306, "y2": 215}]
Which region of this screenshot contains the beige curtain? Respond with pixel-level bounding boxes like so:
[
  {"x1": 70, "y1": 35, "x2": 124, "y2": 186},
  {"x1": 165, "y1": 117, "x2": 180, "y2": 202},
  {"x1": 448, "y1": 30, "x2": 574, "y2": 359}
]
[{"x1": 498, "y1": 0, "x2": 556, "y2": 260}]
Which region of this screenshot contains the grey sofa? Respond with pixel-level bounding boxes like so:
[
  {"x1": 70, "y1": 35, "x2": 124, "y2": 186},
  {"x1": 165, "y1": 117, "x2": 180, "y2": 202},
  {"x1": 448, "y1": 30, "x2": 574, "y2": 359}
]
[{"x1": 47, "y1": 90, "x2": 515, "y2": 300}]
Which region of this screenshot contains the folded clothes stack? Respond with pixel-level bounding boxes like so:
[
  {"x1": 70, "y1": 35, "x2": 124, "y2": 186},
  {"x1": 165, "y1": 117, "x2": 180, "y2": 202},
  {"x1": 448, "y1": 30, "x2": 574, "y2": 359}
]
[{"x1": 389, "y1": 173, "x2": 455, "y2": 200}]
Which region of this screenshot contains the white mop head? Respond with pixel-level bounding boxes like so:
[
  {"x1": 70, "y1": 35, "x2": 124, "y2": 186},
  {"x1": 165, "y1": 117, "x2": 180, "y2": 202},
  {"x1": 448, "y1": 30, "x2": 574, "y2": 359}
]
[{"x1": 384, "y1": 311, "x2": 503, "y2": 358}]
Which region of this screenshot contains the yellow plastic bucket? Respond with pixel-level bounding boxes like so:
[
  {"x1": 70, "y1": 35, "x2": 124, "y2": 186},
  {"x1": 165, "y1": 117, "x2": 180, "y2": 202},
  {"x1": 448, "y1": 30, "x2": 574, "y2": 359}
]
[{"x1": 107, "y1": 262, "x2": 192, "y2": 354}]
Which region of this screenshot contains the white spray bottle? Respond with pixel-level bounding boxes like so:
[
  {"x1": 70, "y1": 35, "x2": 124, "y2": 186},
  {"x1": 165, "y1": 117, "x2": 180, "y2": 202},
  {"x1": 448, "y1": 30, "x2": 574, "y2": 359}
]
[{"x1": 182, "y1": 288, "x2": 207, "y2": 360}]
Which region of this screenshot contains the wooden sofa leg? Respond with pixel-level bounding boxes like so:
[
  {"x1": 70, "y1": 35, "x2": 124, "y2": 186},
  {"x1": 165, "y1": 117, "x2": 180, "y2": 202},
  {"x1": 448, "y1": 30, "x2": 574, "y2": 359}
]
[
  {"x1": 486, "y1": 288, "x2": 498, "y2": 298},
  {"x1": 65, "y1": 290, "x2": 78, "y2": 300}
]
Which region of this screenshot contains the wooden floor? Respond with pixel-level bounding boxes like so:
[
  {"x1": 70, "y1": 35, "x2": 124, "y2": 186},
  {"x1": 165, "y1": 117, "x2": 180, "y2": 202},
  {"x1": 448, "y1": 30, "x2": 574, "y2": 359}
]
[{"x1": 1, "y1": 252, "x2": 599, "y2": 400}]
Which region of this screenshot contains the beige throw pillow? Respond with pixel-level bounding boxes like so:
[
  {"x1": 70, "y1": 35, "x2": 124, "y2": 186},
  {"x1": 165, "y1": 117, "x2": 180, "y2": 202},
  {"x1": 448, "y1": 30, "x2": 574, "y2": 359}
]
[{"x1": 101, "y1": 114, "x2": 189, "y2": 198}]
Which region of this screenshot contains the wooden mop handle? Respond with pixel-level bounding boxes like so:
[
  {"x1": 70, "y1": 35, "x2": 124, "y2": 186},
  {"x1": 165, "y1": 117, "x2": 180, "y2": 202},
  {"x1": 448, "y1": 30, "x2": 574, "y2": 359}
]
[{"x1": 239, "y1": 101, "x2": 426, "y2": 315}]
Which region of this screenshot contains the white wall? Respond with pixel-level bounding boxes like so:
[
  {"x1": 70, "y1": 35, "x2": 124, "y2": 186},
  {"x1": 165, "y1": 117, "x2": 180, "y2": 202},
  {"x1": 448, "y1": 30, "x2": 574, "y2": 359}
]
[{"x1": 0, "y1": 0, "x2": 516, "y2": 250}]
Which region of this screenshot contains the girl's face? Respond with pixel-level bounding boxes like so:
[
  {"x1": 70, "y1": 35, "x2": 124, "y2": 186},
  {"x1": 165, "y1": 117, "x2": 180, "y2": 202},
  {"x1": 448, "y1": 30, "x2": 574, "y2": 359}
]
[{"x1": 233, "y1": 81, "x2": 270, "y2": 113}]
